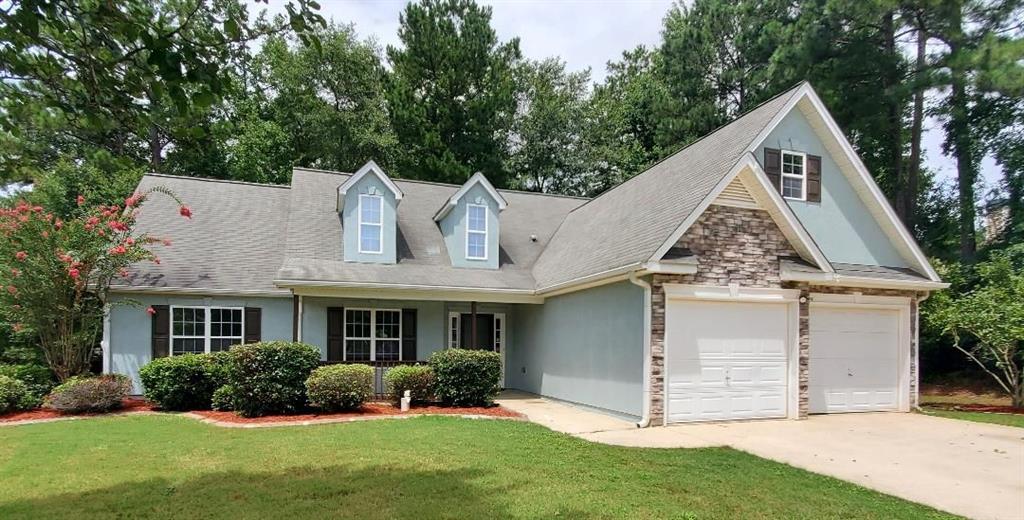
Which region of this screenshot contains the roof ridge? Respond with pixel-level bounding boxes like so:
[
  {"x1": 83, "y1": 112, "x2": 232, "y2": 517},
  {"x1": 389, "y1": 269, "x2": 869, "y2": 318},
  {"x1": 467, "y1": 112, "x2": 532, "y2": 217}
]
[
  {"x1": 564, "y1": 82, "x2": 805, "y2": 215},
  {"x1": 143, "y1": 173, "x2": 290, "y2": 189},
  {"x1": 294, "y1": 166, "x2": 590, "y2": 201}
]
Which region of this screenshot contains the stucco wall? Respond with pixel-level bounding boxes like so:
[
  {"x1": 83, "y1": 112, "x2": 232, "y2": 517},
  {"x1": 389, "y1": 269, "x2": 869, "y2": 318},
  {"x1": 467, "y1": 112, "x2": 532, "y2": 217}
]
[
  {"x1": 342, "y1": 173, "x2": 399, "y2": 264},
  {"x1": 439, "y1": 183, "x2": 501, "y2": 269},
  {"x1": 507, "y1": 280, "x2": 644, "y2": 419},
  {"x1": 107, "y1": 293, "x2": 294, "y2": 392},
  {"x1": 756, "y1": 109, "x2": 909, "y2": 267}
]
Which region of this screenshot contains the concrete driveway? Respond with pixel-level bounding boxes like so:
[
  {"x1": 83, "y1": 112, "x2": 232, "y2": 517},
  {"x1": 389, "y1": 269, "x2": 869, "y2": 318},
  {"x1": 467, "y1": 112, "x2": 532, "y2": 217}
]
[{"x1": 497, "y1": 393, "x2": 1024, "y2": 520}]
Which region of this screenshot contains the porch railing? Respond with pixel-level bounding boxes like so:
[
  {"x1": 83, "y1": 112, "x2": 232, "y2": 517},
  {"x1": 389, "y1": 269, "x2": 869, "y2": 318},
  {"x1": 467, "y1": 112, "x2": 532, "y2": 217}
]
[{"x1": 320, "y1": 360, "x2": 426, "y2": 400}]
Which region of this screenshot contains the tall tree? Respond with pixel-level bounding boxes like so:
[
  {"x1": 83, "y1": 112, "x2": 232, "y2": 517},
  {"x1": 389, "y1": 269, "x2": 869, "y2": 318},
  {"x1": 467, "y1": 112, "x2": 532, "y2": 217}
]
[
  {"x1": 508, "y1": 59, "x2": 591, "y2": 194},
  {"x1": 0, "y1": 0, "x2": 324, "y2": 180},
  {"x1": 386, "y1": 0, "x2": 521, "y2": 187}
]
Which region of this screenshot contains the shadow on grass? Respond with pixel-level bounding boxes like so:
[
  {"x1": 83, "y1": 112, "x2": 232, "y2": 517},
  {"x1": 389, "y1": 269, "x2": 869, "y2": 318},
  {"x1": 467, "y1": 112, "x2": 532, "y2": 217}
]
[{"x1": 0, "y1": 464, "x2": 593, "y2": 519}]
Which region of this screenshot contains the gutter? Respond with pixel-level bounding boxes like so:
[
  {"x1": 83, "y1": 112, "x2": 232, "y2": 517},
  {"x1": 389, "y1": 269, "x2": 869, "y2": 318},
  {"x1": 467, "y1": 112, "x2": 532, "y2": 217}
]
[
  {"x1": 629, "y1": 271, "x2": 652, "y2": 428},
  {"x1": 780, "y1": 271, "x2": 949, "y2": 291}
]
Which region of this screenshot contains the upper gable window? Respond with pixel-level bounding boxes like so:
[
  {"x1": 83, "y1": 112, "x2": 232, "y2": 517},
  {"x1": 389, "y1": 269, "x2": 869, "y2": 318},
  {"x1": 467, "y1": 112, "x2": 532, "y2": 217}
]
[
  {"x1": 781, "y1": 150, "x2": 806, "y2": 201},
  {"x1": 359, "y1": 194, "x2": 383, "y2": 254},
  {"x1": 466, "y1": 204, "x2": 488, "y2": 260}
]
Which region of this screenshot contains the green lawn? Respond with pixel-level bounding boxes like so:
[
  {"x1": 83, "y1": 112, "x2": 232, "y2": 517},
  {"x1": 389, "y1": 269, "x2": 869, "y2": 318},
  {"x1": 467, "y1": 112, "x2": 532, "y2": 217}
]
[
  {"x1": 920, "y1": 407, "x2": 1024, "y2": 428},
  {"x1": 0, "y1": 415, "x2": 955, "y2": 519}
]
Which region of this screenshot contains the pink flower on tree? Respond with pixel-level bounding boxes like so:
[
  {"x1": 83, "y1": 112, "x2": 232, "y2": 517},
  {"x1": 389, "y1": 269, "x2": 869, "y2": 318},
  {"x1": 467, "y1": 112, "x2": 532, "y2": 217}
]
[
  {"x1": 68, "y1": 268, "x2": 80, "y2": 280},
  {"x1": 14, "y1": 251, "x2": 27, "y2": 261},
  {"x1": 162, "y1": 238, "x2": 172, "y2": 246},
  {"x1": 146, "y1": 306, "x2": 157, "y2": 316},
  {"x1": 54, "y1": 220, "x2": 63, "y2": 230},
  {"x1": 125, "y1": 237, "x2": 135, "y2": 246},
  {"x1": 108, "y1": 245, "x2": 127, "y2": 255},
  {"x1": 179, "y1": 205, "x2": 192, "y2": 219},
  {"x1": 7, "y1": 285, "x2": 17, "y2": 295},
  {"x1": 125, "y1": 193, "x2": 142, "y2": 208},
  {"x1": 10, "y1": 268, "x2": 19, "y2": 277},
  {"x1": 76, "y1": 195, "x2": 85, "y2": 206}
]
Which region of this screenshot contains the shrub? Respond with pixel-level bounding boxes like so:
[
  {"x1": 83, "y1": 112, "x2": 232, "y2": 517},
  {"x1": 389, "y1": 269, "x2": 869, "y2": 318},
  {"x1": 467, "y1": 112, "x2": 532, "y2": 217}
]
[
  {"x1": 227, "y1": 341, "x2": 320, "y2": 417},
  {"x1": 305, "y1": 364, "x2": 374, "y2": 411},
  {"x1": 0, "y1": 363, "x2": 55, "y2": 408},
  {"x1": 44, "y1": 374, "x2": 131, "y2": 413},
  {"x1": 211, "y1": 385, "x2": 235, "y2": 412},
  {"x1": 0, "y1": 375, "x2": 29, "y2": 414},
  {"x1": 384, "y1": 365, "x2": 435, "y2": 403},
  {"x1": 429, "y1": 349, "x2": 501, "y2": 407},
  {"x1": 139, "y1": 354, "x2": 230, "y2": 411}
]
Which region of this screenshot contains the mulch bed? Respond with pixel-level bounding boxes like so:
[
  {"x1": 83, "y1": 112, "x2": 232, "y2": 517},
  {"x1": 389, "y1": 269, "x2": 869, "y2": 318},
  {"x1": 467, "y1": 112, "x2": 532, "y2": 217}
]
[
  {"x1": 193, "y1": 402, "x2": 523, "y2": 424},
  {"x1": 0, "y1": 397, "x2": 155, "y2": 423},
  {"x1": 923, "y1": 403, "x2": 1024, "y2": 415}
]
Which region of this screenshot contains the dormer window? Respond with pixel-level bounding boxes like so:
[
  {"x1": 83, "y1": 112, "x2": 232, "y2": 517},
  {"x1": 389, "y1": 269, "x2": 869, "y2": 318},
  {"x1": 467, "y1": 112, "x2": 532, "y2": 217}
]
[
  {"x1": 466, "y1": 204, "x2": 488, "y2": 260},
  {"x1": 781, "y1": 150, "x2": 806, "y2": 200},
  {"x1": 358, "y1": 194, "x2": 383, "y2": 254}
]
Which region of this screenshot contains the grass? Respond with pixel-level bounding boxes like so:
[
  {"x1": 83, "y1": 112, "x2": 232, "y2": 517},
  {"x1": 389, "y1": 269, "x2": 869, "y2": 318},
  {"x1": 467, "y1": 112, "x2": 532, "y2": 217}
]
[
  {"x1": 0, "y1": 415, "x2": 955, "y2": 519},
  {"x1": 919, "y1": 408, "x2": 1024, "y2": 428}
]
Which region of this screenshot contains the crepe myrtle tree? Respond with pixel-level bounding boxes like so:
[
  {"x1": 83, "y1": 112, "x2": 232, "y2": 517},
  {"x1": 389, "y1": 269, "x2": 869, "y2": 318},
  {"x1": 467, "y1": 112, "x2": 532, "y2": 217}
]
[
  {"x1": 0, "y1": 189, "x2": 190, "y2": 381},
  {"x1": 927, "y1": 247, "x2": 1024, "y2": 407}
]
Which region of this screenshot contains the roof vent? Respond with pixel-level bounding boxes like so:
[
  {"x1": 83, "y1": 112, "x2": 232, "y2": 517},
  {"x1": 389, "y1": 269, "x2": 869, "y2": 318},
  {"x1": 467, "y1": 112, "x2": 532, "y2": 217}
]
[{"x1": 530, "y1": 234, "x2": 538, "y2": 242}]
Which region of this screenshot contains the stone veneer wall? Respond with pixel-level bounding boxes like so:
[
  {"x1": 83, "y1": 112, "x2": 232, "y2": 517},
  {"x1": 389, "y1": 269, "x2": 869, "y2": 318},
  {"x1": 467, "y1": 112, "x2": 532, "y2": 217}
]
[{"x1": 646, "y1": 204, "x2": 923, "y2": 425}]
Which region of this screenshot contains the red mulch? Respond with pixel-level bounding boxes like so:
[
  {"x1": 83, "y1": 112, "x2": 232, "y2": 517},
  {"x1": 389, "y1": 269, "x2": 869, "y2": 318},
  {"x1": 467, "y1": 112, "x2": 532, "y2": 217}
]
[
  {"x1": 0, "y1": 397, "x2": 155, "y2": 423},
  {"x1": 926, "y1": 403, "x2": 1024, "y2": 415},
  {"x1": 193, "y1": 402, "x2": 523, "y2": 424}
]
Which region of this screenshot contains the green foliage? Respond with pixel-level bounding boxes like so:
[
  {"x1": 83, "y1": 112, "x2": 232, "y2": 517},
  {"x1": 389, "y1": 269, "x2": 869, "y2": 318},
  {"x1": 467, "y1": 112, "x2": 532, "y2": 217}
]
[
  {"x1": 429, "y1": 348, "x2": 501, "y2": 406},
  {"x1": 383, "y1": 365, "x2": 435, "y2": 404},
  {"x1": 387, "y1": 0, "x2": 521, "y2": 187},
  {"x1": 211, "y1": 384, "x2": 236, "y2": 412},
  {"x1": 0, "y1": 186, "x2": 184, "y2": 380},
  {"x1": 28, "y1": 157, "x2": 144, "y2": 218},
  {"x1": 0, "y1": 374, "x2": 29, "y2": 414},
  {"x1": 139, "y1": 353, "x2": 231, "y2": 411},
  {"x1": 226, "y1": 341, "x2": 321, "y2": 417},
  {"x1": 0, "y1": 363, "x2": 55, "y2": 408},
  {"x1": 44, "y1": 374, "x2": 132, "y2": 413},
  {"x1": 925, "y1": 246, "x2": 1024, "y2": 406},
  {"x1": 305, "y1": 364, "x2": 374, "y2": 412}
]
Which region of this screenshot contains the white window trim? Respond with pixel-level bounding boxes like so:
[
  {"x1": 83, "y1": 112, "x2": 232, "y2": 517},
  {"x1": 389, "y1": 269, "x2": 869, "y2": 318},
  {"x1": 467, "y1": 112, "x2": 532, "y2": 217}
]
[
  {"x1": 169, "y1": 305, "x2": 245, "y2": 356},
  {"x1": 781, "y1": 150, "x2": 807, "y2": 201},
  {"x1": 358, "y1": 194, "x2": 383, "y2": 255},
  {"x1": 465, "y1": 203, "x2": 488, "y2": 260},
  {"x1": 448, "y1": 312, "x2": 460, "y2": 348},
  {"x1": 343, "y1": 307, "x2": 402, "y2": 361}
]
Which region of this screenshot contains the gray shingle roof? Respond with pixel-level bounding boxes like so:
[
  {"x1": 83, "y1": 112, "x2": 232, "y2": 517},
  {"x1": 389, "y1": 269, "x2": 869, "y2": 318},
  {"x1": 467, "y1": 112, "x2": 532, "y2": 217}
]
[
  {"x1": 530, "y1": 85, "x2": 802, "y2": 289},
  {"x1": 780, "y1": 258, "x2": 932, "y2": 283},
  {"x1": 276, "y1": 168, "x2": 585, "y2": 290},
  {"x1": 113, "y1": 174, "x2": 292, "y2": 294}
]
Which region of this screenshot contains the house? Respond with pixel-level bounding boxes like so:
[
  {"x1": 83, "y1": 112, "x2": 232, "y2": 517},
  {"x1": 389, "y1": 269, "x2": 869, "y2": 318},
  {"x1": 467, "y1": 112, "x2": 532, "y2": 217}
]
[{"x1": 105, "y1": 82, "x2": 947, "y2": 426}]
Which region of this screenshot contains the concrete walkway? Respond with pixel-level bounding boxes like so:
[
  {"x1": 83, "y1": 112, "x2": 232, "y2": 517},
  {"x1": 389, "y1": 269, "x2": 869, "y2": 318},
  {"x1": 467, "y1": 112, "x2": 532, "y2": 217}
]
[{"x1": 497, "y1": 392, "x2": 1024, "y2": 520}]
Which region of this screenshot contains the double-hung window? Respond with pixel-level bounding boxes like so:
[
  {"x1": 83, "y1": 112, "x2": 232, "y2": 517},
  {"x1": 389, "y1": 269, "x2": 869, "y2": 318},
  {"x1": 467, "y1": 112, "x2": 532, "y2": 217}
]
[
  {"x1": 171, "y1": 306, "x2": 244, "y2": 355},
  {"x1": 359, "y1": 194, "x2": 383, "y2": 254},
  {"x1": 781, "y1": 150, "x2": 806, "y2": 200},
  {"x1": 466, "y1": 204, "x2": 487, "y2": 260},
  {"x1": 344, "y1": 309, "x2": 402, "y2": 361}
]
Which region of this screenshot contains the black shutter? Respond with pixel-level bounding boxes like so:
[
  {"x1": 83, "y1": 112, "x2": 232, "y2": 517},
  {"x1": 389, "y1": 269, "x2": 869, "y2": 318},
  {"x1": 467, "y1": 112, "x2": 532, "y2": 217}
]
[
  {"x1": 764, "y1": 147, "x2": 782, "y2": 192},
  {"x1": 402, "y1": 309, "x2": 417, "y2": 361},
  {"x1": 151, "y1": 305, "x2": 170, "y2": 359},
  {"x1": 806, "y1": 154, "x2": 822, "y2": 202},
  {"x1": 327, "y1": 307, "x2": 344, "y2": 361},
  {"x1": 244, "y1": 307, "x2": 261, "y2": 343},
  {"x1": 292, "y1": 295, "x2": 299, "y2": 341}
]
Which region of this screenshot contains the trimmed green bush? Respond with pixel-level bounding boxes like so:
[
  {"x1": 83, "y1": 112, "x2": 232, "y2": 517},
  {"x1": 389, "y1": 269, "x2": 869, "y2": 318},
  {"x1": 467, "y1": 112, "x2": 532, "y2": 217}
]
[
  {"x1": 383, "y1": 365, "x2": 435, "y2": 403},
  {"x1": 44, "y1": 374, "x2": 131, "y2": 413},
  {"x1": 429, "y1": 349, "x2": 501, "y2": 406},
  {"x1": 305, "y1": 364, "x2": 374, "y2": 412},
  {"x1": 0, "y1": 363, "x2": 55, "y2": 408},
  {"x1": 227, "y1": 341, "x2": 320, "y2": 417},
  {"x1": 139, "y1": 354, "x2": 230, "y2": 411},
  {"x1": 0, "y1": 375, "x2": 29, "y2": 414},
  {"x1": 211, "y1": 385, "x2": 235, "y2": 412}
]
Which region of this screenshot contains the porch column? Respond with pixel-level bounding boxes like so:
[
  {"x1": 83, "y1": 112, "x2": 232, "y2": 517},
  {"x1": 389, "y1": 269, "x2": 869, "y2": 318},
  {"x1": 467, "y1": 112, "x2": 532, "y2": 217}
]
[{"x1": 470, "y1": 301, "x2": 478, "y2": 350}]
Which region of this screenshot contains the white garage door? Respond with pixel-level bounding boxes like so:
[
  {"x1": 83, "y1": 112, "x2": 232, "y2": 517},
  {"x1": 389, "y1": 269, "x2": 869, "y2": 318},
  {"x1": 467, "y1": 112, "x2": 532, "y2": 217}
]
[
  {"x1": 809, "y1": 306, "x2": 900, "y2": 413},
  {"x1": 665, "y1": 300, "x2": 789, "y2": 423}
]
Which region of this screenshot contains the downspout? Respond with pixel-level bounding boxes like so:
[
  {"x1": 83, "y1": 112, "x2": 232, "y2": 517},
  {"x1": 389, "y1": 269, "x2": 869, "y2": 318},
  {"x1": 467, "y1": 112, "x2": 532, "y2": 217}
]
[{"x1": 629, "y1": 271, "x2": 652, "y2": 428}]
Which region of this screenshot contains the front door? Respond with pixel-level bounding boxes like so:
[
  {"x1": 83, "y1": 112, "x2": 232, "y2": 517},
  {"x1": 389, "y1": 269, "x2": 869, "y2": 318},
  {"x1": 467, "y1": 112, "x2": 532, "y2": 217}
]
[{"x1": 460, "y1": 313, "x2": 494, "y2": 350}]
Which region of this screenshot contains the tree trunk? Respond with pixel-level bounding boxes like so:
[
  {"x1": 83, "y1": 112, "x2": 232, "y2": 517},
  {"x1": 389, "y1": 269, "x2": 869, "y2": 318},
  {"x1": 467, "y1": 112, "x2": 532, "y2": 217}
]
[
  {"x1": 905, "y1": 27, "x2": 927, "y2": 233},
  {"x1": 947, "y1": 2, "x2": 978, "y2": 262},
  {"x1": 881, "y1": 10, "x2": 905, "y2": 219},
  {"x1": 149, "y1": 123, "x2": 162, "y2": 172}
]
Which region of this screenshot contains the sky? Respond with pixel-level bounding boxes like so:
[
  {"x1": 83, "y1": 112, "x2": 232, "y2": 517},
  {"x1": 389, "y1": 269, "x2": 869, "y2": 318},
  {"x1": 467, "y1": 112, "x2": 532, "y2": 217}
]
[{"x1": 260, "y1": 0, "x2": 1001, "y2": 191}]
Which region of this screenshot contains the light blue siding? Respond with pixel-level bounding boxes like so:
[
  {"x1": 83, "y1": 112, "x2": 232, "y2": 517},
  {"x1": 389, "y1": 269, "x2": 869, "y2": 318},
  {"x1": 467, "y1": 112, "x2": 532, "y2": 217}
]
[
  {"x1": 107, "y1": 294, "x2": 294, "y2": 392},
  {"x1": 300, "y1": 297, "x2": 447, "y2": 360},
  {"x1": 342, "y1": 173, "x2": 398, "y2": 264},
  {"x1": 439, "y1": 183, "x2": 501, "y2": 269},
  {"x1": 757, "y1": 109, "x2": 909, "y2": 267},
  {"x1": 507, "y1": 281, "x2": 644, "y2": 419}
]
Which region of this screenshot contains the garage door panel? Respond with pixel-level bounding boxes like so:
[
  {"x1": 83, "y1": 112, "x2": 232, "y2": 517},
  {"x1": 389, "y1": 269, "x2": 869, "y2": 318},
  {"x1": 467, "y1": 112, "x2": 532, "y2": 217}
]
[
  {"x1": 809, "y1": 306, "x2": 902, "y2": 414},
  {"x1": 666, "y1": 299, "x2": 791, "y2": 423}
]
